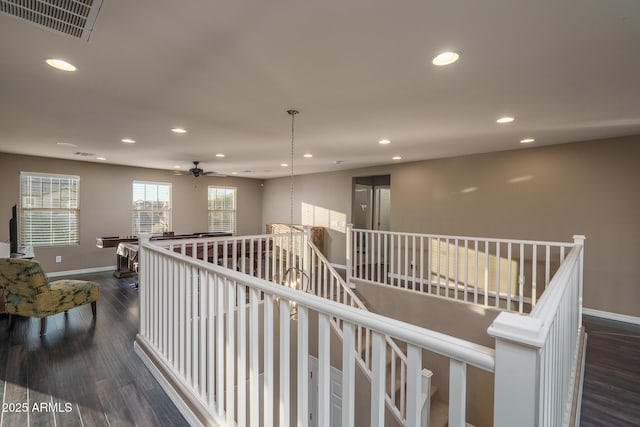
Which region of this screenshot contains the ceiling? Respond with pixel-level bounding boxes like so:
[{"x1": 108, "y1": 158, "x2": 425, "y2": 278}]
[{"x1": 0, "y1": 0, "x2": 639, "y2": 179}]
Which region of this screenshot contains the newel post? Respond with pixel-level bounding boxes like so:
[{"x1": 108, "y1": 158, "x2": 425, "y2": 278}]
[
  {"x1": 138, "y1": 233, "x2": 151, "y2": 337},
  {"x1": 572, "y1": 234, "x2": 586, "y2": 328},
  {"x1": 488, "y1": 312, "x2": 545, "y2": 427},
  {"x1": 346, "y1": 223, "x2": 353, "y2": 289}
]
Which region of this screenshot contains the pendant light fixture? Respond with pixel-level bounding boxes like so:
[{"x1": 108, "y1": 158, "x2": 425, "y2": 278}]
[{"x1": 281, "y1": 109, "x2": 309, "y2": 304}]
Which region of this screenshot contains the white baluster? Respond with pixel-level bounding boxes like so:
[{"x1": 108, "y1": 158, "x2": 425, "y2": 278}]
[
  {"x1": 318, "y1": 313, "x2": 331, "y2": 427},
  {"x1": 370, "y1": 332, "x2": 386, "y2": 427},
  {"x1": 448, "y1": 359, "x2": 467, "y2": 427},
  {"x1": 342, "y1": 322, "x2": 356, "y2": 427},
  {"x1": 249, "y1": 288, "x2": 260, "y2": 427},
  {"x1": 297, "y1": 306, "x2": 309, "y2": 427},
  {"x1": 263, "y1": 294, "x2": 274, "y2": 427},
  {"x1": 279, "y1": 297, "x2": 290, "y2": 427},
  {"x1": 346, "y1": 224, "x2": 353, "y2": 287},
  {"x1": 237, "y1": 283, "x2": 247, "y2": 427},
  {"x1": 406, "y1": 345, "x2": 423, "y2": 427},
  {"x1": 226, "y1": 278, "x2": 235, "y2": 426}
]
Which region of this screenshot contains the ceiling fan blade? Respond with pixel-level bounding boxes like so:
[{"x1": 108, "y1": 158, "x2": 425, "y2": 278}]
[{"x1": 203, "y1": 171, "x2": 227, "y2": 177}]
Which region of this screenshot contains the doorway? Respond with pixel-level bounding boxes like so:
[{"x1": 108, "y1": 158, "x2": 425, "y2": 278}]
[
  {"x1": 308, "y1": 356, "x2": 343, "y2": 426},
  {"x1": 352, "y1": 175, "x2": 390, "y2": 231}
]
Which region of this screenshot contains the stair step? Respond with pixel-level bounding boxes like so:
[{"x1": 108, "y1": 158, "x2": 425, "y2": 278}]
[{"x1": 429, "y1": 399, "x2": 449, "y2": 427}]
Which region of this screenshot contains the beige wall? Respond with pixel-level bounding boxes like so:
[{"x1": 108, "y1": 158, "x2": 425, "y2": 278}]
[
  {"x1": 0, "y1": 153, "x2": 264, "y2": 273},
  {"x1": 263, "y1": 135, "x2": 640, "y2": 317},
  {"x1": 353, "y1": 278, "x2": 501, "y2": 427}
]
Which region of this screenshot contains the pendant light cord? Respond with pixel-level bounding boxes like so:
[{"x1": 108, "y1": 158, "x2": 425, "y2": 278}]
[
  {"x1": 286, "y1": 110, "x2": 299, "y2": 275},
  {"x1": 287, "y1": 110, "x2": 299, "y2": 227}
]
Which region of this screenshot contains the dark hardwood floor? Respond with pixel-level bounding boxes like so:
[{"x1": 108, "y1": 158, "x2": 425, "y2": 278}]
[
  {"x1": 581, "y1": 315, "x2": 640, "y2": 427},
  {"x1": 0, "y1": 272, "x2": 187, "y2": 427}
]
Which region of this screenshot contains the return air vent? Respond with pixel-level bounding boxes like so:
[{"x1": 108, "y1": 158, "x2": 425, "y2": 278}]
[{"x1": 0, "y1": 0, "x2": 104, "y2": 42}]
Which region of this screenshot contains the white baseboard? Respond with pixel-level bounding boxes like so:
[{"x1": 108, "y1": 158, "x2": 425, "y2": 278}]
[
  {"x1": 583, "y1": 307, "x2": 640, "y2": 326},
  {"x1": 331, "y1": 263, "x2": 347, "y2": 270},
  {"x1": 47, "y1": 265, "x2": 115, "y2": 279},
  {"x1": 134, "y1": 340, "x2": 204, "y2": 427}
]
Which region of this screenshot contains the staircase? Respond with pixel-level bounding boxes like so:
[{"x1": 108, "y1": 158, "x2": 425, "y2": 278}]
[
  {"x1": 304, "y1": 240, "x2": 474, "y2": 426},
  {"x1": 353, "y1": 289, "x2": 451, "y2": 427}
]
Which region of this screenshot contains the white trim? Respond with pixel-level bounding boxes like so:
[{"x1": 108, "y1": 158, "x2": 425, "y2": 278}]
[
  {"x1": 134, "y1": 341, "x2": 206, "y2": 427},
  {"x1": 47, "y1": 265, "x2": 115, "y2": 278},
  {"x1": 20, "y1": 170, "x2": 80, "y2": 180},
  {"x1": 583, "y1": 307, "x2": 640, "y2": 326},
  {"x1": 331, "y1": 263, "x2": 347, "y2": 271}
]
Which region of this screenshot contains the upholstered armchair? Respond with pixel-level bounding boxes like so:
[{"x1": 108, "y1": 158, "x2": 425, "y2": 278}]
[{"x1": 0, "y1": 258, "x2": 99, "y2": 335}]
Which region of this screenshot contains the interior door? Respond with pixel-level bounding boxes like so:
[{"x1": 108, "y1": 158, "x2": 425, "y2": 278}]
[{"x1": 308, "y1": 356, "x2": 343, "y2": 426}]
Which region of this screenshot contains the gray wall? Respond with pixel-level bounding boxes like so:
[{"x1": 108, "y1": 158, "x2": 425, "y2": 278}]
[
  {"x1": 262, "y1": 135, "x2": 640, "y2": 318},
  {"x1": 0, "y1": 153, "x2": 264, "y2": 273}
]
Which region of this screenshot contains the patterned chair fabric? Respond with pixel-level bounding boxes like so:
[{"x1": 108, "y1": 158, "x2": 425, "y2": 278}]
[{"x1": 0, "y1": 258, "x2": 99, "y2": 333}]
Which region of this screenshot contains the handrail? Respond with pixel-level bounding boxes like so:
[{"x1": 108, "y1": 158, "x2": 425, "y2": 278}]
[
  {"x1": 529, "y1": 244, "x2": 582, "y2": 323},
  {"x1": 351, "y1": 227, "x2": 575, "y2": 248},
  {"x1": 145, "y1": 240, "x2": 496, "y2": 372},
  {"x1": 308, "y1": 239, "x2": 418, "y2": 423},
  {"x1": 307, "y1": 240, "x2": 367, "y2": 309},
  {"x1": 151, "y1": 231, "x2": 302, "y2": 247}
]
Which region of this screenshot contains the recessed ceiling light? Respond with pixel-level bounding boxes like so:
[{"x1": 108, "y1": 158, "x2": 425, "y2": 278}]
[
  {"x1": 215, "y1": 153, "x2": 225, "y2": 158},
  {"x1": 46, "y1": 58, "x2": 76, "y2": 72},
  {"x1": 96, "y1": 157, "x2": 106, "y2": 161},
  {"x1": 392, "y1": 156, "x2": 402, "y2": 160},
  {"x1": 378, "y1": 139, "x2": 391, "y2": 145},
  {"x1": 280, "y1": 163, "x2": 288, "y2": 167},
  {"x1": 432, "y1": 51, "x2": 460, "y2": 66},
  {"x1": 56, "y1": 142, "x2": 77, "y2": 147},
  {"x1": 173, "y1": 165, "x2": 181, "y2": 169},
  {"x1": 231, "y1": 172, "x2": 238, "y2": 175},
  {"x1": 303, "y1": 153, "x2": 313, "y2": 158},
  {"x1": 171, "y1": 127, "x2": 187, "y2": 134},
  {"x1": 520, "y1": 138, "x2": 535, "y2": 144},
  {"x1": 121, "y1": 138, "x2": 136, "y2": 144},
  {"x1": 497, "y1": 117, "x2": 515, "y2": 124}
]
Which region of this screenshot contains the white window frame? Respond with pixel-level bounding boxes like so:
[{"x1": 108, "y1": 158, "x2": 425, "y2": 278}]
[
  {"x1": 19, "y1": 171, "x2": 80, "y2": 247},
  {"x1": 132, "y1": 180, "x2": 172, "y2": 235},
  {"x1": 208, "y1": 186, "x2": 237, "y2": 234}
]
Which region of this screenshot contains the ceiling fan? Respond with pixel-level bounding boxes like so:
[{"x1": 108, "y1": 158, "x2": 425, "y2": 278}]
[{"x1": 173, "y1": 161, "x2": 226, "y2": 178}]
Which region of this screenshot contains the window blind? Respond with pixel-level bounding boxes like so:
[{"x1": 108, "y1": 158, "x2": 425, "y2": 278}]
[
  {"x1": 208, "y1": 186, "x2": 236, "y2": 234},
  {"x1": 132, "y1": 181, "x2": 172, "y2": 234},
  {"x1": 20, "y1": 172, "x2": 80, "y2": 246}
]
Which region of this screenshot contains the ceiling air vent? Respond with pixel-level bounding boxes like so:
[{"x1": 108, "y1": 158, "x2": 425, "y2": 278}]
[{"x1": 0, "y1": 0, "x2": 104, "y2": 42}]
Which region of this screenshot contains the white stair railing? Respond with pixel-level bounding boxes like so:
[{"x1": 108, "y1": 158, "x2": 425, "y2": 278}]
[
  {"x1": 347, "y1": 225, "x2": 576, "y2": 314},
  {"x1": 136, "y1": 235, "x2": 495, "y2": 427},
  {"x1": 305, "y1": 237, "x2": 431, "y2": 426},
  {"x1": 137, "y1": 230, "x2": 584, "y2": 427},
  {"x1": 159, "y1": 230, "x2": 431, "y2": 425},
  {"x1": 489, "y1": 235, "x2": 585, "y2": 427}
]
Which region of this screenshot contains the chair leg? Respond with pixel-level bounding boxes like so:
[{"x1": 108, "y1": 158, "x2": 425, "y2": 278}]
[
  {"x1": 91, "y1": 301, "x2": 97, "y2": 318},
  {"x1": 8, "y1": 314, "x2": 15, "y2": 330},
  {"x1": 40, "y1": 318, "x2": 47, "y2": 335}
]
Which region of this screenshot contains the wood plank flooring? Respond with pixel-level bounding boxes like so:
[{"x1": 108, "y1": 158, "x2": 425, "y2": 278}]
[
  {"x1": 0, "y1": 272, "x2": 187, "y2": 427},
  {"x1": 580, "y1": 315, "x2": 640, "y2": 426}
]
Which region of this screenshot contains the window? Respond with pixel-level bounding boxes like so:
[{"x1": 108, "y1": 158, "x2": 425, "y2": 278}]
[
  {"x1": 208, "y1": 186, "x2": 236, "y2": 234},
  {"x1": 20, "y1": 172, "x2": 80, "y2": 246},
  {"x1": 132, "y1": 181, "x2": 172, "y2": 234}
]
